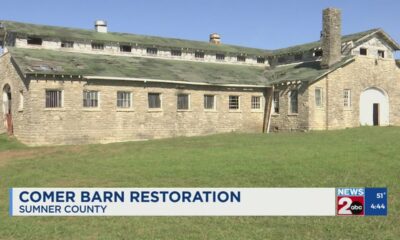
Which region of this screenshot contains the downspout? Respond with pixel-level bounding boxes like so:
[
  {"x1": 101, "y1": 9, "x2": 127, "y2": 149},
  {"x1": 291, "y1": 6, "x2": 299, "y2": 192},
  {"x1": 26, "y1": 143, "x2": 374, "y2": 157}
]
[
  {"x1": 325, "y1": 76, "x2": 329, "y2": 130},
  {"x1": 266, "y1": 86, "x2": 274, "y2": 133}
]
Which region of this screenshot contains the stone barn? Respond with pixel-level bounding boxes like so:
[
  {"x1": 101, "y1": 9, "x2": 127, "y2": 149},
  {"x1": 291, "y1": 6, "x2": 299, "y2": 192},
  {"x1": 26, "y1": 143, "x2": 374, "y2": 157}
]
[{"x1": 1, "y1": 8, "x2": 400, "y2": 145}]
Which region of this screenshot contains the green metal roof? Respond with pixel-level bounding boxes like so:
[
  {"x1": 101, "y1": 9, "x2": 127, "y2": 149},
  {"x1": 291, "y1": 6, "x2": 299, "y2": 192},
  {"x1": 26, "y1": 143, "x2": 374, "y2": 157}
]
[
  {"x1": 1, "y1": 20, "x2": 269, "y2": 56},
  {"x1": 9, "y1": 48, "x2": 268, "y2": 86},
  {"x1": 270, "y1": 29, "x2": 389, "y2": 56},
  {"x1": 264, "y1": 57, "x2": 355, "y2": 85}
]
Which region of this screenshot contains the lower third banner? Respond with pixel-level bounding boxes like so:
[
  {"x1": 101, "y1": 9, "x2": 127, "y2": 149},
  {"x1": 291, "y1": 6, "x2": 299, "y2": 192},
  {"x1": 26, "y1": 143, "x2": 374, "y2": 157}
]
[{"x1": 9, "y1": 187, "x2": 387, "y2": 216}]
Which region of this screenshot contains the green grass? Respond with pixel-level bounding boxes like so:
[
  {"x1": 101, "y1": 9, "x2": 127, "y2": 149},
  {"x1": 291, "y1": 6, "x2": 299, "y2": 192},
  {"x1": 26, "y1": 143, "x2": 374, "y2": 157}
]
[{"x1": 0, "y1": 127, "x2": 399, "y2": 239}]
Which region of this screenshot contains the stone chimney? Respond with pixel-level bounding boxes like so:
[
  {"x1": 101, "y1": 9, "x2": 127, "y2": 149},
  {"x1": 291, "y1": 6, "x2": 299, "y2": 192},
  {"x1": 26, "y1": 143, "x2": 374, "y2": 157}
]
[
  {"x1": 95, "y1": 20, "x2": 108, "y2": 33},
  {"x1": 321, "y1": 8, "x2": 341, "y2": 68},
  {"x1": 209, "y1": 33, "x2": 221, "y2": 45}
]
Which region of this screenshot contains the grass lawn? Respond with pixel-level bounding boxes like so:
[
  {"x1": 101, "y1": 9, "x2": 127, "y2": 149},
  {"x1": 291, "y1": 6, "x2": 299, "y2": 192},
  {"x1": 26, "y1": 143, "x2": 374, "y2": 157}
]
[{"x1": 0, "y1": 127, "x2": 399, "y2": 239}]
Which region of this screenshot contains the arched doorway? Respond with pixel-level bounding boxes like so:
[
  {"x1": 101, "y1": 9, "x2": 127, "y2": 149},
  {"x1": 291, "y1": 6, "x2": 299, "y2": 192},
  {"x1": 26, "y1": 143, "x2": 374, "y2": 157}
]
[
  {"x1": 359, "y1": 87, "x2": 389, "y2": 126},
  {"x1": 2, "y1": 84, "x2": 13, "y2": 135}
]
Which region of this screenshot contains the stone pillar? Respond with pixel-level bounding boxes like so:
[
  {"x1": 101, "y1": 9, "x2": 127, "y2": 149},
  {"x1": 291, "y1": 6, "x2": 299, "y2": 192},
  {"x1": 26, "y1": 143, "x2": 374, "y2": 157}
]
[{"x1": 321, "y1": 8, "x2": 342, "y2": 69}]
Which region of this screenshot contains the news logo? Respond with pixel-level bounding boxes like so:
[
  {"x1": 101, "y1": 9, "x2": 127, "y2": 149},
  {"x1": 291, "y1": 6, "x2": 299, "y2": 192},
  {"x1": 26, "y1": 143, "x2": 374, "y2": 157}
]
[
  {"x1": 337, "y1": 188, "x2": 365, "y2": 216},
  {"x1": 336, "y1": 188, "x2": 387, "y2": 216}
]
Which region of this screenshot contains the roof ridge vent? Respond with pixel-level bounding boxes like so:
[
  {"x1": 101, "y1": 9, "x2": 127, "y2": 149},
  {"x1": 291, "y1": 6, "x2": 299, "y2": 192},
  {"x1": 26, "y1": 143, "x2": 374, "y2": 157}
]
[{"x1": 95, "y1": 20, "x2": 107, "y2": 33}]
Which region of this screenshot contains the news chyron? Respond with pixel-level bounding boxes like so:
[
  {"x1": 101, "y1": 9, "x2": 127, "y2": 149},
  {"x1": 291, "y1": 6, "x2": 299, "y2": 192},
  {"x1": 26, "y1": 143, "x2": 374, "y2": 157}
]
[{"x1": 336, "y1": 188, "x2": 387, "y2": 216}]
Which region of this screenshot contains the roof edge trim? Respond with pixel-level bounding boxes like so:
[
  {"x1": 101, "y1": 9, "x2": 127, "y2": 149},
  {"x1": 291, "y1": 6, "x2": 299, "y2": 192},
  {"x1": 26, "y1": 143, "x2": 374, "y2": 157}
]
[{"x1": 83, "y1": 75, "x2": 270, "y2": 88}]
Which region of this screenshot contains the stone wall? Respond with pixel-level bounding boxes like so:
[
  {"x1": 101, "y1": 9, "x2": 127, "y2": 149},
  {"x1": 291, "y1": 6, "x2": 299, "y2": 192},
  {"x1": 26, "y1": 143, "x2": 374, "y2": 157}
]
[
  {"x1": 314, "y1": 56, "x2": 400, "y2": 129},
  {"x1": 269, "y1": 83, "x2": 309, "y2": 131},
  {"x1": 22, "y1": 78, "x2": 268, "y2": 145},
  {"x1": 352, "y1": 37, "x2": 395, "y2": 59},
  {"x1": 269, "y1": 56, "x2": 400, "y2": 132},
  {"x1": 0, "y1": 53, "x2": 30, "y2": 139}
]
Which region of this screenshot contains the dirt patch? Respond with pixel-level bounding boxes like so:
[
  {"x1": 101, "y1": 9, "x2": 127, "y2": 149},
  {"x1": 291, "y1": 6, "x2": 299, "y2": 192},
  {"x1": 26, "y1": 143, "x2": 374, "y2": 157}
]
[{"x1": 0, "y1": 145, "x2": 86, "y2": 168}]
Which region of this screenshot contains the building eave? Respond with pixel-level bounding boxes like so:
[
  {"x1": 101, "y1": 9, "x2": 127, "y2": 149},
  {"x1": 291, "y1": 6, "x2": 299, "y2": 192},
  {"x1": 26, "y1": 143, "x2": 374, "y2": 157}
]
[{"x1": 83, "y1": 75, "x2": 270, "y2": 88}]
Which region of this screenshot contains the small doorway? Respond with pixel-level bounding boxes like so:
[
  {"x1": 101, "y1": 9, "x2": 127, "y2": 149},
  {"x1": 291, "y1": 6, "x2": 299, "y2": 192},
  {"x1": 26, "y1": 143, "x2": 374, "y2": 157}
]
[
  {"x1": 2, "y1": 84, "x2": 13, "y2": 135},
  {"x1": 373, "y1": 103, "x2": 379, "y2": 126}
]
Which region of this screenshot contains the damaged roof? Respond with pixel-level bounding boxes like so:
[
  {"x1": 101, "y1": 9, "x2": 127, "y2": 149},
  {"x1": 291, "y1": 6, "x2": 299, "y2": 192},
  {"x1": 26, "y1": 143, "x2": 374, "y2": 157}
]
[
  {"x1": 9, "y1": 48, "x2": 268, "y2": 86},
  {"x1": 264, "y1": 57, "x2": 355, "y2": 85},
  {"x1": 270, "y1": 28, "x2": 400, "y2": 57},
  {"x1": 2, "y1": 21, "x2": 398, "y2": 58},
  {"x1": 8, "y1": 47, "x2": 354, "y2": 86},
  {"x1": 0, "y1": 20, "x2": 269, "y2": 56}
]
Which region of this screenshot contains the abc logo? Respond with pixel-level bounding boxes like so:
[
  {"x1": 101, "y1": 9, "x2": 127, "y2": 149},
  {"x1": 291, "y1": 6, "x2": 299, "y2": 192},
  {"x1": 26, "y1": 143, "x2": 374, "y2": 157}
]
[
  {"x1": 337, "y1": 197, "x2": 364, "y2": 216},
  {"x1": 350, "y1": 201, "x2": 363, "y2": 214}
]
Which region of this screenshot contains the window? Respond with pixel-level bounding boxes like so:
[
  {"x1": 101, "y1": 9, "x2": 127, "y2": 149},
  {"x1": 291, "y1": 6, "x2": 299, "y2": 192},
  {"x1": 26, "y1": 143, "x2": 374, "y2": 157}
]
[
  {"x1": 237, "y1": 55, "x2": 246, "y2": 62},
  {"x1": 344, "y1": 89, "x2": 351, "y2": 108},
  {"x1": 61, "y1": 41, "x2": 74, "y2": 48},
  {"x1": 229, "y1": 96, "x2": 240, "y2": 110},
  {"x1": 117, "y1": 91, "x2": 131, "y2": 108},
  {"x1": 19, "y1": 90, "x2": 24, "y2": 111},
  {"x1": 83, "y1": 91, "x2": 99, "y2": 108},
  {"x1": 360, "y1": 48, "x2": 367, "y2": 56},
  {"x1": 27, "y1": 37, "x2": 42, "y2": 45},
  {"x1": 295, "y1": 54, "x2": 303, "y2": 61},
  {"x1": 314, "y1": 50, "x2": 323, "y2": 57},
  {"x1": 257, "y1": 57, "x2": 265, "y2": 64},
  {"x1": 195, "y1": 51, "x2": 205, "y2": 59},
  {"x1": 251, "y1": 96, "x2": 262, "y2": 110},
  {"x1": 273, "y1": 91, "x2": 280, "y2": 114},
  {"x1": 278, "y1": 57, "x2": 285, "y2": 63},
  {"x1": 92, "y1": 43, "x2": 104, "y2": 50},
  {"x1": 120, "y1": 45, "x2": 132, "y2": 52},
  {"x1": 171, "y1": 49, "x2": 182, "y2": 56},
  {"x1": 147, "y1": 48, "x2": 158, "y2": 55},
  {"x1": 216, "y1": 54, "x2": 225, "y2": 61},
  {"x1": 289, "y1": 90, "x2": 298, "y2": 114},
  {"x1": 315, "y1": 88, "x2": 323, "y2": 107},
  {"x1": 148, "y1": 93, "x2": 161, "y2": 109},
  {"x1": 45, "y1": 90, "x2": 62, "y2": 108},
  {"x1": 204, "y1": 95, "x2": 215, "y2": 110},
  {"x1": 378, "y1": 50, "x2": 385, "y2": 58},
  {"x1": 177, "y1": 94, "x2": 189, "y2": 110}
]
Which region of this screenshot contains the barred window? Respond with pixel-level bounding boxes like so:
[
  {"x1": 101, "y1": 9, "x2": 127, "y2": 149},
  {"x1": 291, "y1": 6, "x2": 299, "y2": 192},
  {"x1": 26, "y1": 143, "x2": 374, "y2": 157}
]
[
  {"x1": 251, "y1": 96, "x2": 261, "y2": 110},
  {"x1": 177, "y1": 94, "x2": 189, "y2": 110},
  {"x1": 273, "y1": 91, "x2": 280, "y2": 114},
  {"x1": 195, "y1": 51, "x2": 205, "y2": 59},
  {"x1": 120, "y1": 45, "x2": 132, "y2": 52},
  {"x1": 216, "y1": 54, "x2": 225, "y2": 61},
  {"x1": 91, "y1": 43, "x2": 104, "y2": 50},
  {"x1": 237, "y1": 55, "x2": 246, "y2": 62},
  {"x1": 378, "y1": 50, "x2": 385, "y2": 58},
  {"x1": 83, "y1": 91, "x2": 99, "y2": 108},
  {"x1": 61, "y1": 41, "x2": 74, "y2": 48},
  {"x1": 147, "y1": 48, "x2": 158, "y2": 55},
  {"x1": 204, "y1": 95, "x2": 215, "y2": 110},
  {"x1": 344, "y1": 89, "x2": 351, "y2": 108},
  {"x1": 229, "y1": 96, "x2": 240, "y2": 110},
  {"x1": 257, "y1": 57, "x2": 265, "y2": 64},
  {"x1": 315, "y1": 88, "x2": 323, "y2": 107},
  {"x1": 117, "y1": 91, "x2": 131, "y2": 108},
  {"x1": 289, "y1": 90, "x2": 298, "y2": 114},
  {"x1": 45, "y1": 90, "x2": 62, "y2": 108},
  {"x1": 171, "y1": 49, "x2": 182, "y2": 56},
  {"x1": 148, "y1": 93, "x2": 161, "y2": 109}
]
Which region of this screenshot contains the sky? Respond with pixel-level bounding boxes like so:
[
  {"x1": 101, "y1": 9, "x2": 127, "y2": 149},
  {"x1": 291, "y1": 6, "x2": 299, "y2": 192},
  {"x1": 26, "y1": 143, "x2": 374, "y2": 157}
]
[{"x1": 1, "y1": 0, "x2": 400, "y2": 53}]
